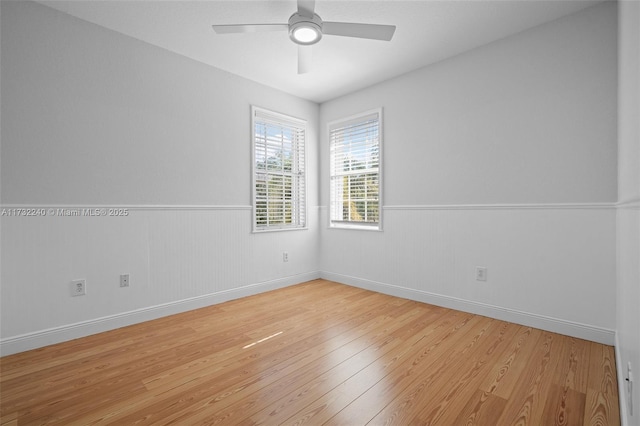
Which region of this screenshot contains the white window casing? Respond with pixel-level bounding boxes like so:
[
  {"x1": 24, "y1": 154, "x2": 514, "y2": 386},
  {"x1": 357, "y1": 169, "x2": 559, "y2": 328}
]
[
  {"x1": 329, "y1": 108, "x2": 383, "y2": 230},
  {"x1": 252, "y1": 106, "x2": 307, "y2": 232}
]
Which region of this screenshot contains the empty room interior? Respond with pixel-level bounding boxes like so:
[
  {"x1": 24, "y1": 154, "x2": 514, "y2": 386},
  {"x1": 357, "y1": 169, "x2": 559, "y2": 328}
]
[{"x1": 1, "y1": 0, "x2": 639, "y2": 424}]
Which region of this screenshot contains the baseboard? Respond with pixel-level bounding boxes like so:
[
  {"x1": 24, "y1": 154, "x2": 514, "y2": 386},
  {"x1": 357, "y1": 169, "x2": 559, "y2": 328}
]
[
  {"x1": 0, "y1": 271, "x2": 321, "y2": 356},
  {"x1": 615, "y1": 332, "x2": 630, "y2": 426},
  {"x1": 1, "y1": 270, "x2": 615, "y2": 356},
  {"x1": 320, "y1": 271, "x2": 616, "y2": 345}
]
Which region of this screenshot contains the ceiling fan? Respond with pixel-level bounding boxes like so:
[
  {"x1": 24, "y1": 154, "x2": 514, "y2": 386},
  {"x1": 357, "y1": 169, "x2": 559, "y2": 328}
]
[{"x1": 211, "y1": 0, "x2": 396, "y2": 74}]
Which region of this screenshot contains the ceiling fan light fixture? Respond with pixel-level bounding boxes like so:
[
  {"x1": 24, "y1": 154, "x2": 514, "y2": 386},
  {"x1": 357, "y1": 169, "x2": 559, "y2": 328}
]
[
  {"x1": 288, "y1": 13, "x2": 323, "y2": 45},
  {"x1": 212, "y1": 0, "x2": 397, "y2": 73},
  {"x1": 293, "y1": 26, "x2": 320, "y2": 44}
]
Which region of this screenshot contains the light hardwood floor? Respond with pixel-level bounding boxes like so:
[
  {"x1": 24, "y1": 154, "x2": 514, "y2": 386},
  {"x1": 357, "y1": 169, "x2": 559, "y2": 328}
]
[{"x1": 0, "y1": 279, "x2": 619, "y2": 425}]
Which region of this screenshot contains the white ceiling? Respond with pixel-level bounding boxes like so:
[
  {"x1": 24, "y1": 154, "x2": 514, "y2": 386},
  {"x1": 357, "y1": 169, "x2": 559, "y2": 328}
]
[{"x1": 37, "y1": 0, "x2": 604, "y2": 103}]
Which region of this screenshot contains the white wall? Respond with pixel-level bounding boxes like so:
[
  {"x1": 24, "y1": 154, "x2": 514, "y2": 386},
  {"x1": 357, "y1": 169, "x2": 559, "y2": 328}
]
[
  {"x1": 616, "y1": 1, "x2": 640, "y2": 423},
  {"x1": 1, "y1": 1, "x2": 318, "y2": 206},
  {"x1": 320, "y1": 2, "x2": 618, "y2": 343},
  {"x1": 0, "y1": 1, "x2": 320, "y2": 354}
]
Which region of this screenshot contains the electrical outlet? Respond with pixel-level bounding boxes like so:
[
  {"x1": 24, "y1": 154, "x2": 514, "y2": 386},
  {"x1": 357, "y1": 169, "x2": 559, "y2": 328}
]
[
  {"x1": 120, "y1": 274, "x2": 130, "y2": 288},
  {"x1": 627, "y1": 362, "x2": 634, "y2": 416},
  {"x1": 283, "y1": 252, "x2": 289, "y2": 262},
  {"x1": 70, "y1": 279, "x2": 86, "y2": 297},
  {"x1": 476, "y1": 267, "x2": 487, "y2": 282}
]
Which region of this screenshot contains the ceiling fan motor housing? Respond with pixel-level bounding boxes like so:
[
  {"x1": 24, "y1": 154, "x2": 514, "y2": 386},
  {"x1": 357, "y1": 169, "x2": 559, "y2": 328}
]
[{"x1": 288, "y1": 13, "x2": 323, "y2": 45}]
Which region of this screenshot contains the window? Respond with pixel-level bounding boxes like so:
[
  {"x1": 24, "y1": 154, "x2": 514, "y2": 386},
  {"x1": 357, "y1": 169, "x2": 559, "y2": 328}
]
[
  {"x1": 252, "y1": 106, "x2": 306, "y2": 232},
  {"x1": 329, "y1": 109, "x2": 382, "y2": 230}
]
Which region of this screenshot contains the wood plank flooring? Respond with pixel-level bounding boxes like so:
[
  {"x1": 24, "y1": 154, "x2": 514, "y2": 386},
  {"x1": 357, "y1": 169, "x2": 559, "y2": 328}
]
[{"x1": 0, "y1": 279, "x2": 620, "y2": 425}]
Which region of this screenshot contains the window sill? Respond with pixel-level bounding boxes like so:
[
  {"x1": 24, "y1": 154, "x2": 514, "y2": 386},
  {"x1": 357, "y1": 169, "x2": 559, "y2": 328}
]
[
  {"x1": 329, "y1": 223, "x2": 382, "y2": 232},
  {"x1": 253, "y1": 226, "x2": 308, "y2": 234}
]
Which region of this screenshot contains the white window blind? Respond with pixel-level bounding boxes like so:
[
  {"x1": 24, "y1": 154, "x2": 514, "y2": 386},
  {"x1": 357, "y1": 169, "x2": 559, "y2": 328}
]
[
  {"x1": 329, "y1": 109, "x2": 382, "y2": 230},
  {"x1": 252, "y1": 106, "x2": 306, "y2": 232}
]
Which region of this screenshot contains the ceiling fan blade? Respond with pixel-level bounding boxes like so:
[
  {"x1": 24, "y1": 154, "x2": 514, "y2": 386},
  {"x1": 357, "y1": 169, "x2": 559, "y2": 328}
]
[
  {"x1": 211, "y1": 24, "x2": 288, "y2": 34},
  {"x1": 298, "y1": 45, "x2": 312, "y2": 74},
  {"x1": 297, "y1": 0, "x2": 316, "y2": 18},
  {"x1": 322, "y1": 22, "x2": 396, "y2": 41}
]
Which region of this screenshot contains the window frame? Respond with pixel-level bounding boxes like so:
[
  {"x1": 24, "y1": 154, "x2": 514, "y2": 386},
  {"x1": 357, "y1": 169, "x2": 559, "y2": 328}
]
[
  {"x1": 328, "y1": 108, "x2": 383, "y2": 231},
  {"x1": 251, "y1": 106, "x2": 307, "y2": 233}
]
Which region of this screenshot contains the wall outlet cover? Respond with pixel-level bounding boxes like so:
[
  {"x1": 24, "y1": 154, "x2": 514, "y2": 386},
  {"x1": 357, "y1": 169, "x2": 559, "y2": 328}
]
[
  {"x1": 70, "y1": 279, "x2": 86, "y2": 296},
  {"x1": 120, "y1": 274, "x2": 130, "y2": 287},
  {"x1": 476, "y1": 267, "x2": 488, "y2": 282}
]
